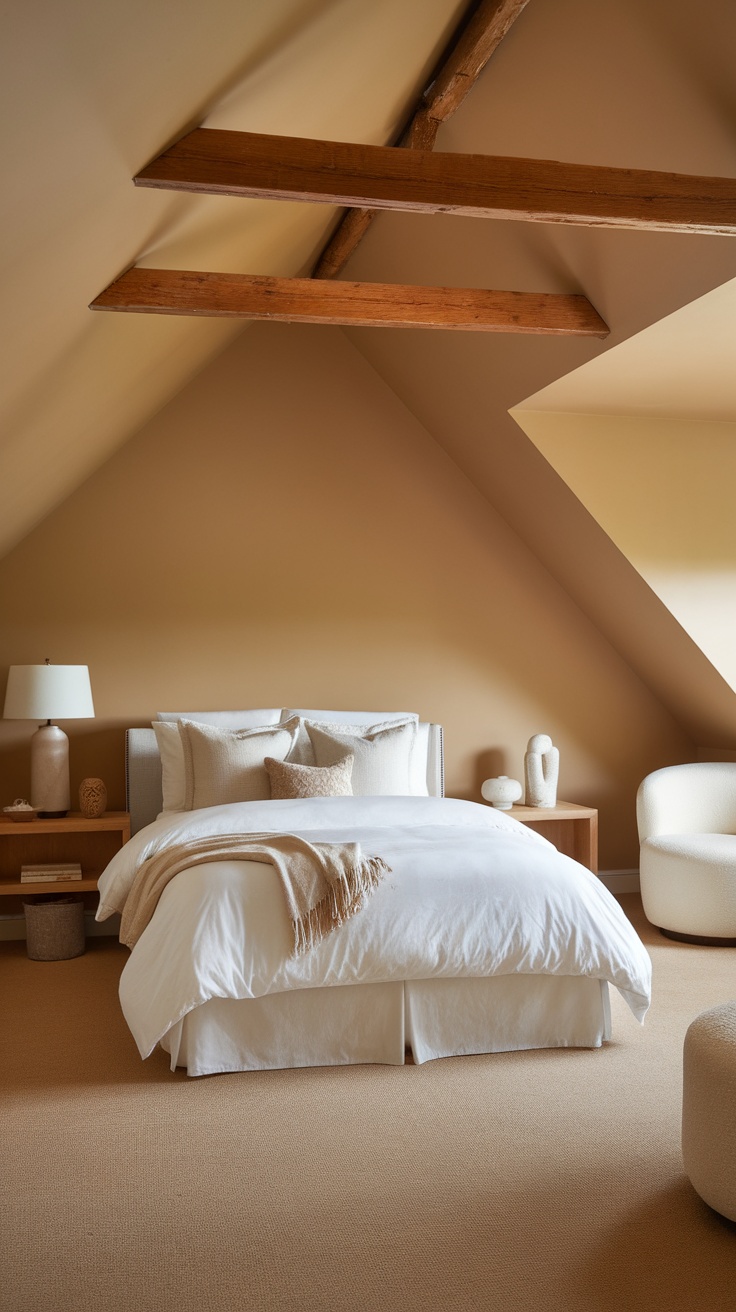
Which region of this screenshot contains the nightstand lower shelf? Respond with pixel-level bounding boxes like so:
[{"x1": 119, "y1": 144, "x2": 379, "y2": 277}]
[{"x1": 0, "y1": 812, "x2": 130, "y2": 908}]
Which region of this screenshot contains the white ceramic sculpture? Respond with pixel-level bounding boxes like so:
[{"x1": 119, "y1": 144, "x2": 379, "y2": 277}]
[
  {"x1": 481, "y1": 776, "x2": 522, "y2": 810},
  {"x1": 524, "y1": 734, "x2": 559, "y2": 808}
]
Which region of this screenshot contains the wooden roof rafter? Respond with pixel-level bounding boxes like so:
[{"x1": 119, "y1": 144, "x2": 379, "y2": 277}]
[
  {"x1": 101, "y1": 0, "x2": 736, "y2": 334},
  {"x1": 90, "y1": 268, "x2": 609, "y2": 337},
  {"x1": 134, "y1": 129, "x2": 736, "y2": 236},
  {"x1": 313, "y1": 0, "x2": 533, "y2": 278},
  {"x1": 93, "y1": 0, "x2": 609, "y2": 336}
]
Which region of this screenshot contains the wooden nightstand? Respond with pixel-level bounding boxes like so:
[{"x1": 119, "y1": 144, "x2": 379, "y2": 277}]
[
  {"x1": 506, "y1": 801, "x2": 598, "y2": 873},
  {"x1": 0, "y1": 812, "x2": 130, "y2": 903}
]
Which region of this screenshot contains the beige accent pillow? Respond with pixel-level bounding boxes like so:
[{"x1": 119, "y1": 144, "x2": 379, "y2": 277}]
[
  {"x1": 265, "y1": 753, "x2": 354, "y2": 800},
  {"x1": 179, "y1": 719, "x2": 296, "y2": 810},
  {"x1": 307, "y1": 720, "x2": 417, "y2": 796}
]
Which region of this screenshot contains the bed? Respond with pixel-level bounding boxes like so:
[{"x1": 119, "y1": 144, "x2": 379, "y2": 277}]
[{"x1": 96, "y1": 708, "x2": 651, "y2": 1076}]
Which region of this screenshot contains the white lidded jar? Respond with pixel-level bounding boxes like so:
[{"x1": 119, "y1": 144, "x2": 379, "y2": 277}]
[{"x1": 481, "y1": 776, "x2": 522, "y2": 810}]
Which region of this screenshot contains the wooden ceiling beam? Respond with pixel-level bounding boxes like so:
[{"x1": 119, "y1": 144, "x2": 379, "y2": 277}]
[
  {"x1": 90, "y1": 268, "x2": 609, "y2": 337},
  {"x1": 134, "y1": 128, "x2": 736, "y2": 235}
]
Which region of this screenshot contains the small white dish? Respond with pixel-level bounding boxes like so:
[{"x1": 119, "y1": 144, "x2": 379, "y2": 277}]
[{"x1": 3, "y1": 799, "x2": 39, "y2": 823}]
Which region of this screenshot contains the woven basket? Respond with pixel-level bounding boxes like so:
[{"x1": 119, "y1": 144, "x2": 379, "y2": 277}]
[{"x1": 22, "y1": 895, "x2": 86, "y2": 961}]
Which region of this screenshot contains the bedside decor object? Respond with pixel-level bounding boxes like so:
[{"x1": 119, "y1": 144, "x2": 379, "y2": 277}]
[
  {"x1": 79, "y1": 777, "x2": 107, "y2": 818},
  {"x1": 3, "y1": 662, "x2": 95, "y2": 817},
  {"x1": 524, "y1": 734, "x2": 559, "y2": 808},
  {"x1": 2, "y1": 799, "x2": 39, "y2": 822},
  {"x1": 481, "y1": 776, "x2": 522, "y2": 810}
]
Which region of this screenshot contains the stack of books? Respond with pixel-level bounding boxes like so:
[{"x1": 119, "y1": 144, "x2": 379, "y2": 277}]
[{"x1": 20, "y1": 863, "x2": 83, "y2": 884}]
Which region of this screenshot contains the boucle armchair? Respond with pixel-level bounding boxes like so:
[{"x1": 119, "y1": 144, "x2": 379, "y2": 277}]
[{"x1": 637, "y1": 763, "x2": 736, "y2": 943}]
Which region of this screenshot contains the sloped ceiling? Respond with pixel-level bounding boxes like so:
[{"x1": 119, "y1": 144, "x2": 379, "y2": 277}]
[
  {"x1": 3, "y1": 0, "x2": 736, "y2": 742},
  {"x1": 0, "y1": 0, "x2": 467, "y2": 556}
]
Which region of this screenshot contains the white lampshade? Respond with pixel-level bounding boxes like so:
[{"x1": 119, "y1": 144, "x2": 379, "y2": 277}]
[
  {"x1": 3, "y1": 664, "x2": 95, "y2": 816},
  {"x1": 3, "y1": 664, "x2": 95, "y2": 721}
]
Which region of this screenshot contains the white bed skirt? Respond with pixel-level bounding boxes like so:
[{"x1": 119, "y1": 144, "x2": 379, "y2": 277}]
[{"x1": 160, "y1": 975, "x2": 612, "y2": 1076}]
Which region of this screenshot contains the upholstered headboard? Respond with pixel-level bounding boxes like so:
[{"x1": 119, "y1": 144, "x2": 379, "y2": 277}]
[{"x1": 125, "y1": 722, "x2": 445, "y2": 836}]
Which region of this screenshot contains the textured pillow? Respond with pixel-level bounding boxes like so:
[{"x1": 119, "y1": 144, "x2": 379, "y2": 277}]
[
  {"x1": 153, "y1": 716, "x2": 287, "y2": 811},
  {"x1": 179, "y1": 719, "x2": 297, "y2": 810},
  {"x1": 264, "y1": 753, "x2": 354, "y2": 800},
  {"x1": 307, "y1": 721, "x2": 417, "y2": 796}
]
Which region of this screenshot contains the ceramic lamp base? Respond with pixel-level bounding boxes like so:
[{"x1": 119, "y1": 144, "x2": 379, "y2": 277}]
[{"x1": 30, "y1": 722, "x2": 71, "y2": 816}]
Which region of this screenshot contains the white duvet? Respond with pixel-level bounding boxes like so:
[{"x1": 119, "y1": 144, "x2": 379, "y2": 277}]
[{"x1": 97, "y1": 795, "x2": 652, "y2": 1059}]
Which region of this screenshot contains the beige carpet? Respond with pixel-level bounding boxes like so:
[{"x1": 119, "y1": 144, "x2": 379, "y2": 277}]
[{"x1": 1, "y1": 895, "x2": 735, "y2": 1312}]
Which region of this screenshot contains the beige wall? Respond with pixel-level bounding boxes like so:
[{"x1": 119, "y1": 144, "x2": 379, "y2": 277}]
[
  {"x1": 517, "y1": 410, "x2": 736, "y2": 694},
  {"x1": 0, "y1": 323, "x2": 692, "y2": 867}
]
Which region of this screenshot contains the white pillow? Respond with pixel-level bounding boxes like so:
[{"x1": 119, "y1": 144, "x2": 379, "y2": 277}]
[
  {"x1": 157, "y1": 709, "x2": 282, "y2": 727},
  {"x1": 306, "y1": 720, "x2": 418, "y2": 796},
  {"x1": 179, "y1": 719, "x2": 297, "y2": 810},
  {"x1": 152, "y1": 720, "x2": 188, "y2": 812}
]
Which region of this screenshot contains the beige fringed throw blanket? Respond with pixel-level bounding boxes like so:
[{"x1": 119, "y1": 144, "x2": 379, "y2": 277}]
[{"x1": 119, "y1": 833, "x2": 390, "y2": 955}]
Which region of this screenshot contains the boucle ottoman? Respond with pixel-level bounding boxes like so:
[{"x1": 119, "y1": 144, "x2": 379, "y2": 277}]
[{"x1": 682, "y1": 1002, "x2": 736, "y2": 1221}]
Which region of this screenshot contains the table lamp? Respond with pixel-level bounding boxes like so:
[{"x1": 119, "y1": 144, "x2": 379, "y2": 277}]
[{"x1": 3, "y1": 663, "x2": 95, "y2": 816}]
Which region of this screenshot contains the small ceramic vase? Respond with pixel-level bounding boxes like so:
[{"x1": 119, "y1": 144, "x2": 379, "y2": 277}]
[
  {"x1": 79, "y1": 778, "x2": 107, "y2": 818},
  {"x1": 481, "y1": 776, "x2": 522, "y2": 810}
]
